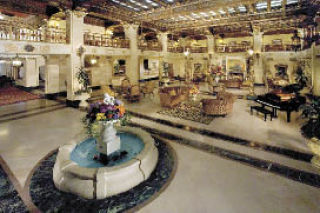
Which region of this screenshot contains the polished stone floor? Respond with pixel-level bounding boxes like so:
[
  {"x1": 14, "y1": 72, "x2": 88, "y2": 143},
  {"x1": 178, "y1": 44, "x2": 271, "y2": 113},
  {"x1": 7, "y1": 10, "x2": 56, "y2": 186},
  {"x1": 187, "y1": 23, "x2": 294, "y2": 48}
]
[{"x1": 0, "y1": 87, "x2": 320, "y2": 212}]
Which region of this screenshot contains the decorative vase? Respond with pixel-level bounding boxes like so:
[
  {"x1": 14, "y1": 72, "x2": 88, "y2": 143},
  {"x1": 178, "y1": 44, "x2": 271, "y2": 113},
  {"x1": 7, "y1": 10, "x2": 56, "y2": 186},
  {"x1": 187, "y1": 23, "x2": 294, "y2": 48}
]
[
  {"x1": 307, "y1": 137, "x2": 320, "y2": 169},
  {"x1": 96, "y1": 121, "x2": 121, "y2": 156}
]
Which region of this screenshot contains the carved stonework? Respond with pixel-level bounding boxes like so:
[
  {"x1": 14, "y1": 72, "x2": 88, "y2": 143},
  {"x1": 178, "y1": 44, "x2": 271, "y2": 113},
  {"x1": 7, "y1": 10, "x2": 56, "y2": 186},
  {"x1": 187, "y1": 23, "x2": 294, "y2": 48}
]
[
  {"x1": 74, "y1": 10, "x2": 87, "y2": 19},
  {"x1": 40, "y1": 46, "x2": 50, "y2": 54},
  {"x1": 5, "y1": 44, "x2": 18, "y2": 52}
]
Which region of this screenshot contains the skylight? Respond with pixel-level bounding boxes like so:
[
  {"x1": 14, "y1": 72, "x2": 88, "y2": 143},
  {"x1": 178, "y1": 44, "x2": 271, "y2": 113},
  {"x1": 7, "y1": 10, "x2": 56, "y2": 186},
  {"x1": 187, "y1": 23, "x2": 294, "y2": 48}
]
[
  {"x1": 256, "y1": 2, "x2": 267, "y2": 10},
  {"x1": 200, "y1": 12, "x2": 209, "y2": 17},
  {"x1": 210, "y1": 11, "x2": 217, "y2": 16},
  {"x1": 238, "y1": 5, "x2": 247, "y2": 12},
  {"x1": 271, "y1": 0, "x2": 282, "y2": 8},
  {"x1": 286, "y1": 0, "x2": 298, "y2": 5},
  {"x1": 228, "y1": 8, "x2": 235, "y2": 13},
  {"x1": 219, "y1": 9, "x2": 226, "y2": 15}
]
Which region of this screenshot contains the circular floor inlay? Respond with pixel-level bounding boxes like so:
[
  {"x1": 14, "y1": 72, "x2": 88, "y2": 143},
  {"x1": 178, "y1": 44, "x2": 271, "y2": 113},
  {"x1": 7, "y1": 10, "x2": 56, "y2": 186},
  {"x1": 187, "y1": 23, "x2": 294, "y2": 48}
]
[{"x1": 29, "y1": 139, "x2": 176, "y2": 212}]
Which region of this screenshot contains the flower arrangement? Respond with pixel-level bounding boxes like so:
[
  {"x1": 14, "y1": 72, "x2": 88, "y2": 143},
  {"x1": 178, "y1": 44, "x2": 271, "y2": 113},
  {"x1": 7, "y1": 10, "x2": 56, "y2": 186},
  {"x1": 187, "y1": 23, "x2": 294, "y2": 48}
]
[
  {"x1": 189, "y1": 84, "x2": 199, "y2": 95},
  {"x1": 83, "y1": 94, "x2": 129, "y2": 137}
]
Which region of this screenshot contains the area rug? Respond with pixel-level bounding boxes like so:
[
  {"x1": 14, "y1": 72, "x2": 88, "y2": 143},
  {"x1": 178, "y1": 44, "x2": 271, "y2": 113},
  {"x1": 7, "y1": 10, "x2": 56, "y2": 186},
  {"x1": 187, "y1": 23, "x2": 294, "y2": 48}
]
[
  {"x1": 0, "y1": 164, "x2": 28, "y2": 212},
  {"x1": 0, "y1": 87, "x2": 40, "y2": 106},
  {"x1": 158, "y1": 102, "x2": 215, "y2": 125},
  {"x1": 29, "y1": 138, "x2": 176, "y2": 213}
]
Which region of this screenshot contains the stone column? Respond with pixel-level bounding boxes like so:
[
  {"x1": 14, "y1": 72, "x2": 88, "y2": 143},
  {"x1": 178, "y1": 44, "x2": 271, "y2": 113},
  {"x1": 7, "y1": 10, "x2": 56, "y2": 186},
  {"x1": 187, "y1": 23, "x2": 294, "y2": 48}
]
[
  {"x1": 298, "y1": 28, "x2": 305, "y2": 49},
  {"x1": 124, "y1": 24, "x2": 139, "y2": 85},
  {"x1": 66, "y1": 10, "x2": 86, "y2": 101},
  {"x1": 252, "y1": 27, "x2": 264, "y2": 84},
  {"x1": 206, "y1": 35, "x2": 215, "y2": 54},
  {"x1": 158, "y1": 32, "x2": 168, "y2": 53}
]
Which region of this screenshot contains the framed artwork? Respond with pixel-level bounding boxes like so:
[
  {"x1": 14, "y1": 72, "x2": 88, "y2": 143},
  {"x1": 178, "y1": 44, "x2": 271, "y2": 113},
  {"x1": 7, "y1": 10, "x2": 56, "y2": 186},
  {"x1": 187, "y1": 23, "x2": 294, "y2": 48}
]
[{"x1": 227, "y1": 58, "x2": 246, "y2": 74}]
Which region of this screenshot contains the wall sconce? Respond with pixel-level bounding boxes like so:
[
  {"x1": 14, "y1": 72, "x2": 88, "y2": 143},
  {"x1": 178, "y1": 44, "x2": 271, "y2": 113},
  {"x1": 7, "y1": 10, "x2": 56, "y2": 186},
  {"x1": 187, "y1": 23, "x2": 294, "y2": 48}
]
[
  {"x1": 247, "y1": 49, "x2": 254, "y2": 56},
  {"x1": 184, "y1": 48, "x2": 190, "y2": 56},
  {"x1": 90, "y1": 57, "x2": 97, "y2": 65}
]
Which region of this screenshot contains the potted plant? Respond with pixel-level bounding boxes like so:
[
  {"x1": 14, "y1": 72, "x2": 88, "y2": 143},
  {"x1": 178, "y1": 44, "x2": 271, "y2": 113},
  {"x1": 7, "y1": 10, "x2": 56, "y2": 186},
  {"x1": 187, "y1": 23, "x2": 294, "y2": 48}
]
[
  {"x1": 75, "y1": 67, "x2": 91, "y2": 108},
  {"x1": 300, "y1": 94, "x2": 320, "y2": 168}
]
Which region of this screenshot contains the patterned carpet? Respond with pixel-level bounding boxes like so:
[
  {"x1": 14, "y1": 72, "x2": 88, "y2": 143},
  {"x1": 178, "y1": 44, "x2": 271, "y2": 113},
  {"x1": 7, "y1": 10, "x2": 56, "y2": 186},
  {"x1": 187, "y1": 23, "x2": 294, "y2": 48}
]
[
  {"x1": 158, "y1": 102, "x2": 216, "y2": 125},
  {"x1": 29, "y1": 138, "x2": 176, "y2": 213},
  {"x1": 0, "y1": 86, "x2": 40, "y2": 106},
  {"x1": 0, "y1": 164, "x2": 28, "y2": 212}
]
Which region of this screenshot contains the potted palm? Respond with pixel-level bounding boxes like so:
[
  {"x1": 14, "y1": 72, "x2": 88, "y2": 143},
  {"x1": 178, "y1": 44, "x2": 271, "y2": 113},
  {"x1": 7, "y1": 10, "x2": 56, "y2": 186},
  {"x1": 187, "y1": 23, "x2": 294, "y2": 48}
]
[{"x1": 300, "y1": 94, "x2": 320, "y2": 168}]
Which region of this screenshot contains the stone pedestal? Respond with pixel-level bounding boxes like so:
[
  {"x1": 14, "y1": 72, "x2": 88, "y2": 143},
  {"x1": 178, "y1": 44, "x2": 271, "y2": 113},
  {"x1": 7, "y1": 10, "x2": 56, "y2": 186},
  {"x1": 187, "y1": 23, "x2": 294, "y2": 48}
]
[{"x1": 97, "y1": 121, "x2": 120, "y2": 156}]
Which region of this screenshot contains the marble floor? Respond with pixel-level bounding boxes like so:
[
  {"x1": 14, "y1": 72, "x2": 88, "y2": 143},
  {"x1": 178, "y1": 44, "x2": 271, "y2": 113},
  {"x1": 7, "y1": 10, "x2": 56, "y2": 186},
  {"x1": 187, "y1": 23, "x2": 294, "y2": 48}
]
[{"x1": 0, "y1": 87, "x2": 320, "y2": 212}]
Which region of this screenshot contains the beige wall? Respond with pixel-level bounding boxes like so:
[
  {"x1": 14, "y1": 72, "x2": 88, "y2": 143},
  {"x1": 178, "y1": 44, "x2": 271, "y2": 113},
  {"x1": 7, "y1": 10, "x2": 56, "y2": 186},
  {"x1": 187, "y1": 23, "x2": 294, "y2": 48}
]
[{"x1": 263, "y1": 34, "x2": 293, "y2": 45}]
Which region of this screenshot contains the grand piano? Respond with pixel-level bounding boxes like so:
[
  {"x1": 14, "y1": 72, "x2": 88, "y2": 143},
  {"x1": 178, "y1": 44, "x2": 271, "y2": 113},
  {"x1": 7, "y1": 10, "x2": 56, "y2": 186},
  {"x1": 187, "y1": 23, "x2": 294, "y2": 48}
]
[{"x1": 255, "y1": 85, "x2": 306, "y2": 122}]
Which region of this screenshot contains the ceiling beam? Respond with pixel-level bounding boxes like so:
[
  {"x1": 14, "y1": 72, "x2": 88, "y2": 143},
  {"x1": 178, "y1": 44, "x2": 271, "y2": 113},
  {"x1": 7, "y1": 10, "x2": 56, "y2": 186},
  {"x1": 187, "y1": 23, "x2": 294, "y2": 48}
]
[
  {"x1": 165, "y1": 9, "x2": 301, "y2": 32},
  {"x1": 134, "y1": 0, "x2": 262, "y2": 21}
]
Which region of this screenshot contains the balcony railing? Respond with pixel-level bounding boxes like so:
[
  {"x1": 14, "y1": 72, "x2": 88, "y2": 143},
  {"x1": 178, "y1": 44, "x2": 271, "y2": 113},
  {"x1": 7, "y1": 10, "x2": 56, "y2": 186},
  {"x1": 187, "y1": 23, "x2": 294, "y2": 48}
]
[
  {"x1": 189, "y1": 47, "x2": 208, "y2": 53},
  {"x1": 84, "y1": 33, "x2": 130, "y2": 48},
  {"x1": 168, "y1": 46, "x2": 184, "y2": 53},
  {"x1": 215, "y1": 45, "x2": 251, "y2": 53},
  {"x1": 0, "y1": 25, "x2": 67, "y2": 44},
  {"x1": 138, "y1": 41, "x2": 162, "y2": 51},
  {"x1": 168, "y1": 46, "x2": 208, "y2": 53},
  {"x1": 263, "y1": 44, "x2": 296, "y2": 52}
]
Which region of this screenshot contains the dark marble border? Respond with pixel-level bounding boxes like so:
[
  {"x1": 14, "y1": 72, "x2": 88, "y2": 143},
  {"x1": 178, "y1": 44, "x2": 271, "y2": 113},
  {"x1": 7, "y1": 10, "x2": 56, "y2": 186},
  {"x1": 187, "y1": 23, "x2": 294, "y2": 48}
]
[
  {"x1": 0, "y1": 102, "x2": 64, "y2": 119},
  {"x1": 0, "y1": 105, "x2": 66, "y2": 124},
  {"x1": 129, "y1": 122, "x2": 320, "y2": 189},
  {"x1": 128, "y1": 110, "x2": 312, "y2": 163},
  {"x1": 0, "y1": 155, "x2": 33, "y2": 212},
  {"x1": 26, "y1": 140, "x2": 177, "y2": 213}
]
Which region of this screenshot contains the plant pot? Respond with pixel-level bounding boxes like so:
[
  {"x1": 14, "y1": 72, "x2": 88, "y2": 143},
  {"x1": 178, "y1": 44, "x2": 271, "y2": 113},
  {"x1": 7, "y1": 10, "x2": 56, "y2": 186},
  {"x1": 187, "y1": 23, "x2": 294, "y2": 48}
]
[
  {"x1": 96, "y1": 121, "x2": 120, "y2": 156},
  {"x1": 307, "y1": 137, "x2": 320, "y2": 169}
]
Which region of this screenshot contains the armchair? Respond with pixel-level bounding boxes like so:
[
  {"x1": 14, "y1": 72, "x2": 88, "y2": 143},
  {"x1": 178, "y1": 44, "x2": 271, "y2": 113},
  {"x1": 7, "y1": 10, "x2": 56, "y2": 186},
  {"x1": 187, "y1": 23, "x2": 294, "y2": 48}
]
[{"x1": 201, "y1": 92, "x2": 234, "y2": 116}]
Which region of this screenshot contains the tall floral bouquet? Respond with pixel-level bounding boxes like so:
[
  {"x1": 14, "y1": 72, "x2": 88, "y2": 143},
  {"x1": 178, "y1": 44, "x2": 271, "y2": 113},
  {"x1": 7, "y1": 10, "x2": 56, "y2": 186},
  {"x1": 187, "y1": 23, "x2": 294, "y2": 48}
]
[{"x1": 82, "y1": 94, "x2": 129, "y2": 137}]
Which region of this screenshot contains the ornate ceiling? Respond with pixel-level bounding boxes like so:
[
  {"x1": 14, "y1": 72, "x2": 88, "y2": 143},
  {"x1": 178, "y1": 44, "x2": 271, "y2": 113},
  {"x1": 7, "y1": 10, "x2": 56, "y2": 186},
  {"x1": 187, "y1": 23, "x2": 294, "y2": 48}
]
[{"x1": 0, "y1": 0, "x2": 319, "y2": 35}]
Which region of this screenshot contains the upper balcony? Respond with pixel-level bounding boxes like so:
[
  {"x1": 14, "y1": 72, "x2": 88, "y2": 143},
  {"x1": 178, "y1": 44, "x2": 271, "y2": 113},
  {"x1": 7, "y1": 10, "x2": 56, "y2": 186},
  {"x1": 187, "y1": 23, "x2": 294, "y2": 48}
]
[
  {"x1": 168, "y1": 46, "x2": 207, "y2": 53},
  {"x1": 138, "y1": 40, "x2": 162, "y2": 51},
  {"x1": 215, "y1": 44, "x2": 252, "y2": 53},
  {"x1": 84, "y1": 32, "x2": 130, "y2": 48},
  {"x1": 0, "y1": 25, "x2": 67, "y2": 44},
  {"x1": 263, "y1": 44, "x2": 297, "y2": 52}
]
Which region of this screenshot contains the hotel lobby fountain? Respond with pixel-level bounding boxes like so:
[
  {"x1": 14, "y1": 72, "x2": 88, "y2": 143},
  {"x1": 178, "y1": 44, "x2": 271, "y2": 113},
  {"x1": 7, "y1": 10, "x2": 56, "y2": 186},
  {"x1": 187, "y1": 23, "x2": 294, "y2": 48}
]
[{"x1": 53, "y1": 94, "x2": 158, "y2": 199}]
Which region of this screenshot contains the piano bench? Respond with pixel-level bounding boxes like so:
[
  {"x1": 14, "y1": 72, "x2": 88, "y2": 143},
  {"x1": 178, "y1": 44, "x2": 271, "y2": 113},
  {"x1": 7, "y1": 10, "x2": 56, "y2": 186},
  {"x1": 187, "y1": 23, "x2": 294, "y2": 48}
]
[{"x1": 250, "y1": 106, "x2": 273, "y2": 121}]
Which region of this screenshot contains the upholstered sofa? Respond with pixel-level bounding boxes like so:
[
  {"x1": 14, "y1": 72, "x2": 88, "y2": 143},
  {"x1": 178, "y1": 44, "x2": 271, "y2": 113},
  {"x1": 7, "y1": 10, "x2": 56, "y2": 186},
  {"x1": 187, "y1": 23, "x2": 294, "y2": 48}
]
[
  {"x1": 201, "y1": 92, "x2": 235, "y2": 116},
  {"x1": 159, "y1": 86, "x2": 190, "y2": 108}
]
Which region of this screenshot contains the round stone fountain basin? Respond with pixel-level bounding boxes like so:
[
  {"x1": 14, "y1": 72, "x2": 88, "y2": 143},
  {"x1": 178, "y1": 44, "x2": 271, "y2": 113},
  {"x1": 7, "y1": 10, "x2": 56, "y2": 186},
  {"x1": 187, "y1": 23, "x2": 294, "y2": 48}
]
[{"x1": 53, "y1": 126, "x2": 158, "y2": 199}]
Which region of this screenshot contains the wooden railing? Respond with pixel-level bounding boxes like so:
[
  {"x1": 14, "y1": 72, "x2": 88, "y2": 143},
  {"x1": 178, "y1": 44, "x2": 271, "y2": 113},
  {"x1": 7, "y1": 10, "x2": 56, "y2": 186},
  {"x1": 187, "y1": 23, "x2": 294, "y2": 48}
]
[
  {"x1": 189, "y1": 47, "x2": 208, "y2": 53},
  {"x1": 0, "y1": 25, "x2": 67, "y2": 44},
  {"x1": 168, "y1": 46, "x2": 184, "y2": 53},
  {"x1": 168, "y1": 46, "x2": 208, "y2": 53},
  {"x1": 138, "y1": 41, "x2": 162, "y2": 51},
  {"x1": 84, "y1": 32, "x2": 130, "y2": 48},
  {"x1": 215, "y1": 45, "x2": 251, "y2": 53},
  {"x1": 263, "y1": 44, "x2": 296, "y2": 52}
]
